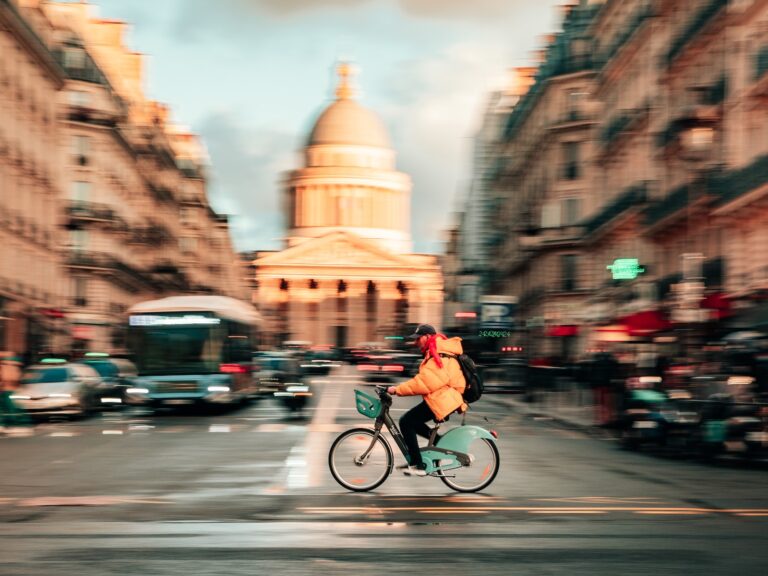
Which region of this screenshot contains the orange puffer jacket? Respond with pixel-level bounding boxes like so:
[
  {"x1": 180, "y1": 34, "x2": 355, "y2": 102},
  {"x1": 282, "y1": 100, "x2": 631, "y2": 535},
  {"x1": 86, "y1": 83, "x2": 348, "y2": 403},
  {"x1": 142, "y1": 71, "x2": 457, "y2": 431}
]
[{"x1": 392, "y1": 336, "x2": 467, "y2": 421}]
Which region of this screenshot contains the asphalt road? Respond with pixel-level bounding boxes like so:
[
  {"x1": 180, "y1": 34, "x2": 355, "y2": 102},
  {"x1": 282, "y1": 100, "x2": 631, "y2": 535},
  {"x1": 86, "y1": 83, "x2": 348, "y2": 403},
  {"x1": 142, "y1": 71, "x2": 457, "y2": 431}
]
[{"x1": 1, "y1": 365, "x2": 767, "y2": 575}]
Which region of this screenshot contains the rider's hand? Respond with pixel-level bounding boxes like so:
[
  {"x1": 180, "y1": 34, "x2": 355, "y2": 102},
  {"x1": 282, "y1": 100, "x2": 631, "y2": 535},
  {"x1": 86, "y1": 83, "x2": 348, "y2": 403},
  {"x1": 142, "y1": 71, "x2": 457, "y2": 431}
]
[{"x1": 387, "y1": 386, "x2": 397, "y2": 395}]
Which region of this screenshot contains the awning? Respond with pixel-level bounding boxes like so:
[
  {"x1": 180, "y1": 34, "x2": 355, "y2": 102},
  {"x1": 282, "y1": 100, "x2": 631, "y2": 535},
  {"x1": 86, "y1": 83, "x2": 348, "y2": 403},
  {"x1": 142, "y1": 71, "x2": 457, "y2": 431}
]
[
  {"x1": 701, "y1": 292, "x2": 731, "y2": 319},
  {"x1": 594, "y1": 325, "x2": 631, "y2": 342},
  {"x1": 545, "y1": 325, "x2": 580, "y2": 337},
  {"x1": 617, "y1": 310, "x2": 671, "y2": 336}
]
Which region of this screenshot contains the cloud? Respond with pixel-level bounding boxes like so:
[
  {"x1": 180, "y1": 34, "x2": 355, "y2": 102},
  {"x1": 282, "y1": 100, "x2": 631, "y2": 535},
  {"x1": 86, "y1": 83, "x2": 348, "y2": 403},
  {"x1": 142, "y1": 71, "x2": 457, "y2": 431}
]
[
  {"x1": 379, "y1": 41, "x2": 512, "y2": 253},
  {"x1": 196, "y1": 112, "x2": 297, "y2": 251},
  {"x1": 397, "y1": 0, "x2": 531, "y2": 20},
  {"x1": 242, "y1": 0, "x2": 371, "y2": 15}
]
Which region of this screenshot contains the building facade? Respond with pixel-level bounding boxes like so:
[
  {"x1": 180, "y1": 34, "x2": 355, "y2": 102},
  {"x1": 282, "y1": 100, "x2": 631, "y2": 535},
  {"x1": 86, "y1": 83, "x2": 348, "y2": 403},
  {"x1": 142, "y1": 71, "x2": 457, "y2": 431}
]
[
  {"x1": 1, "y1": 0, "x2": 247, "y2": 359},
  {"x1": 0, "y1": 0, "x2": 66, "y2": 359},
  {"x1": 254, "y1": 64, "x2": 443, "y2": 348},
  {"x1": 459, "y1": 0, "x2": 768, "y2": 360},
  {"x1": 487, "y1": 1, "x2": 601, "y2": 359}
]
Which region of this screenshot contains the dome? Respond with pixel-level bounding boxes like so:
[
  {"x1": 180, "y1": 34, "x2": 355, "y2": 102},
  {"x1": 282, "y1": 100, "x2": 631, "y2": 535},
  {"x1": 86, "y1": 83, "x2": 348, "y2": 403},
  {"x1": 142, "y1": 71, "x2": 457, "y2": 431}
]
[
  {"x1": 308, "y1": 99, "x2": 391, "y2": 148},
  {"x1": 306, "y1": 63, "x2": 391, "y2": 149}
]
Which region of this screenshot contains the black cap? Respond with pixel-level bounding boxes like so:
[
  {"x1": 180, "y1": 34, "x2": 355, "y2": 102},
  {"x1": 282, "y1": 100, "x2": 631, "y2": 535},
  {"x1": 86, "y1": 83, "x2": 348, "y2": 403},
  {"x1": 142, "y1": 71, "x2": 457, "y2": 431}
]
[{"x1": 407, "y1": 324, "x2": 437, "y2": 340}]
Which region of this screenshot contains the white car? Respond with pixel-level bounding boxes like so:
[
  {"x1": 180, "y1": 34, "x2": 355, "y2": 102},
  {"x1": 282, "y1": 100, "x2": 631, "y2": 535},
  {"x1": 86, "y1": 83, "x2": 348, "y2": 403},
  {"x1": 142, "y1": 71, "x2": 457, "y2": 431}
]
[{"x1": 11, "y1": 360, "x2": 102, "y2": 418}]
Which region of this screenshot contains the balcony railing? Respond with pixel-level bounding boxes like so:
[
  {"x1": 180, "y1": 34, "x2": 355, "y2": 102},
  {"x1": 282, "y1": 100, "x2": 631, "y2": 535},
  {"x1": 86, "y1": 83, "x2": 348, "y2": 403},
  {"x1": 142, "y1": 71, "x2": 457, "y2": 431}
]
[
  {"x1": 67, "y1": 201, "x2": 116, "y2": 223},
  {"x1": 714, "y1": 154, "x2": 768, "y2": 207},
  {"x1": 596, "y1": 2, "x2": 654, "y2": 68},
  {"x1": 66, "y1": 251, "x2": 162, "y2": 291},
  {"x1": 599, "y1": 112, "x2": 633, "y2": 146},
  {"x1": 755, "y1": 46, "x2": 768, "y2": 81},
  {"x1": 129, "y1": 222, "x2": 173, "y2": 246},
  {"x1": 665, "y1": 0, "x2": 728, "y2": 66},
  {"x1": 584, "y1": 182, "x2": 649, "y2": 234},
  {"x1": 66, "y1": 251, "x2": 113, "y2": 269},
  {"x1": 520, "y1": 225, "x2": 585, "y2": 250},
  {"x1": 503, "y1": 2, "x2": 600, "y2": 143},
  {"x1": 644, "y1": 172, "x2": 716, "y2": 227}
]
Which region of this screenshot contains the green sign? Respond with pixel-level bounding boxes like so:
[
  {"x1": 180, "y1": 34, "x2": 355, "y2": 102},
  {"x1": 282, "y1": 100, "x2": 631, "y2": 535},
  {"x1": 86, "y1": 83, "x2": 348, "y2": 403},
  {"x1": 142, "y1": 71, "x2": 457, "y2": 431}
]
[{"x1": 607, "y1": 258, "x2": 645, "y2": 280}]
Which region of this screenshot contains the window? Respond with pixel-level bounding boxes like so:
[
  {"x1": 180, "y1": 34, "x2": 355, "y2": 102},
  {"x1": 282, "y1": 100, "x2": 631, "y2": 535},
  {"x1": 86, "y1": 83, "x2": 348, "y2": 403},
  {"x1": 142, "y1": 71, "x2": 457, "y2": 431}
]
[
  {"x1": 179, "y1": 207, "x2": 195, "y2": 226},
  {"x1": 562, "y1": 198, "x2": 581, "y2": 226},
  {"x1": 561, "y1": 254, "x2": 578, "y2": 292},
  {"x1": 63, "y1": 48, "x2": 86, "y2": 70},
  {"x1": 72, "y1": 135, "x2": 89, "y2": 164},
  {"x1": 565, "y1": 88, "x2": 586, "y2": 120},
  {"x1": 179, "y1": 237, "x2": 197, "y2": 254},
  {"x1": 70, "y1": 229, "x2": 88, "y2": 252},
  {"x1": 541, "y1": 202, "x2": 561, "y2": 228},
  {"x1": 561, "y1": 142, "x2": 580, "y2": 180},
  {"x1": 68, "y1": 90, "x2": 90, "y2": 106},
  {"x1": 71, "y1": 181, "x2": 90, "y2": 204},
  {"x1": 73, "y1": 276, "x2": 88, "y2": 307}
]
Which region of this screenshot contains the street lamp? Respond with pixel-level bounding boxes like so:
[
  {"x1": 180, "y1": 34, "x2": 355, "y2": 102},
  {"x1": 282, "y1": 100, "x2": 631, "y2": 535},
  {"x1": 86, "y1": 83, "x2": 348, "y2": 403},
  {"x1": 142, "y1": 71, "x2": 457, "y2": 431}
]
[{"x1": 675, "y1": 125, "x2": 715, "y2": 358}]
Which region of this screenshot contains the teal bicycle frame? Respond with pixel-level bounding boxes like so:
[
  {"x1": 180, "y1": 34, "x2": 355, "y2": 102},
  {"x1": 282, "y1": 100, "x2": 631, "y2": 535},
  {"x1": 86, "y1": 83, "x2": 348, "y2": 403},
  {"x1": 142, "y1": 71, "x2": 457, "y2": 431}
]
[{"x1": 355, "y1": 387, "x2": 496, "y2": 476}]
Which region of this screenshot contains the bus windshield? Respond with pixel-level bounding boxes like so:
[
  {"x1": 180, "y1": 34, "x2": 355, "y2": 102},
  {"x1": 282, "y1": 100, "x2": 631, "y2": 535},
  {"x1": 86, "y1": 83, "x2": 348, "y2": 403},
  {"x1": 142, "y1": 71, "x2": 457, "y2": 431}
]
[{"x1": 131, "y1": 325, "x2": 225, "y2": 376}]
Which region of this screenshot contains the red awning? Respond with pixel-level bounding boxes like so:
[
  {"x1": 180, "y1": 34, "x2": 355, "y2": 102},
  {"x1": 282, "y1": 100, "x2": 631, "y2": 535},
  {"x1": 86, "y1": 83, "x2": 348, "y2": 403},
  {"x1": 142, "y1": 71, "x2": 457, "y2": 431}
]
[
  {"x1": 618, "y1": 310, "x2": 671, "y2": 336},
  {"x1": 546, "y1": 325, "x2": 580, "y2": 337},
  {"x1": 701, "y1": 292, "x2": 732, "y2": 319}
]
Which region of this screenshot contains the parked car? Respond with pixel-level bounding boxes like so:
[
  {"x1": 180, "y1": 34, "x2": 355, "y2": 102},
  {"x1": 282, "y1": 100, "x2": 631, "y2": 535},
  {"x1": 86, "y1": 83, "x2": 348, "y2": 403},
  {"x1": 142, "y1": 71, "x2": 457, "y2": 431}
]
[
  {"x1": 77, "y1": 354, "x2": 138, "y2": 409},
  {"x1": 11, "y1": 359, "x2": 102, "y2": 419},
  {"x1": 695, "y1": 377, "x2": 768, "y2": 461}
]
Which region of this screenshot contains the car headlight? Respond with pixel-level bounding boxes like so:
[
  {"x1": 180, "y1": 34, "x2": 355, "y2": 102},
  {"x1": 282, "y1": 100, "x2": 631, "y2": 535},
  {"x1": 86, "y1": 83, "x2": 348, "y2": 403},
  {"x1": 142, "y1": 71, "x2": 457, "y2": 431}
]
[
  {"x1": 126, "y1": 387, "x2": 149, "y2": 394},
  {"x1": 207, "y1": 386, "x2": 230, "y2": 393},
  {"x1": 286, "y1": 385, "x2": 309, "y2": 393}
]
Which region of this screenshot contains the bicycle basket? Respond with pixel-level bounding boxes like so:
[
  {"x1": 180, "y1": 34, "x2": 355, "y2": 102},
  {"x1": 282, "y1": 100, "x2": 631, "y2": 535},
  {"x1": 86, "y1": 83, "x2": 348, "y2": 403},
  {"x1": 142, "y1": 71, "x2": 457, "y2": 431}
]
[{"x1": 355, "y1": 389, "x2": 381, "y2": 419}]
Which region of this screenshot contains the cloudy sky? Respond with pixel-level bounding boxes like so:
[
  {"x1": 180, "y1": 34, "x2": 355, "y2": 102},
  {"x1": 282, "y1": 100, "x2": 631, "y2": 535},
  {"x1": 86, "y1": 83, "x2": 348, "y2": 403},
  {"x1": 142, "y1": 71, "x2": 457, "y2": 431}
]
[{"x1": 94, "y1": 0, "x2": 561, "y2": 254}]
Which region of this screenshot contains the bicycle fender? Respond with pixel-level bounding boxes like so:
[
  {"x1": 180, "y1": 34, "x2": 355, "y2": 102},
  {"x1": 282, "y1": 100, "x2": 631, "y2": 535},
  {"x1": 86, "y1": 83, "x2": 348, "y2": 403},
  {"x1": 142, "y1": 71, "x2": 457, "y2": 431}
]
[{"x1": 437, "y1": 425, "x2": 495, "y2": 454}]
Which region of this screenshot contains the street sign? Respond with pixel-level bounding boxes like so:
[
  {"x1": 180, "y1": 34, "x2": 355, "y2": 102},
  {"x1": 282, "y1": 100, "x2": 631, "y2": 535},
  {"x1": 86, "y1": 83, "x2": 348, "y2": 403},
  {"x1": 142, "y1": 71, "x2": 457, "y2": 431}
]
[
  {"x1": 607, "y1": 258, "x2": 645, "y2": 280},
  {"x1": 480, "y1": 295, "x2": 517, "y2": 330}
]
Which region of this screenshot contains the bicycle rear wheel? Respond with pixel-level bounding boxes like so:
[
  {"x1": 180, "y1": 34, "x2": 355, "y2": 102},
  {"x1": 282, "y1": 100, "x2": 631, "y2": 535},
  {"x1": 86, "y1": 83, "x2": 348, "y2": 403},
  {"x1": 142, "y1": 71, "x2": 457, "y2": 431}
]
[
  {"x1": 439, "y1": 438, "x2": 499, "y2": 493},
  {"x1": 328, "y1": 428, "x2": 393, "y2": 492}
]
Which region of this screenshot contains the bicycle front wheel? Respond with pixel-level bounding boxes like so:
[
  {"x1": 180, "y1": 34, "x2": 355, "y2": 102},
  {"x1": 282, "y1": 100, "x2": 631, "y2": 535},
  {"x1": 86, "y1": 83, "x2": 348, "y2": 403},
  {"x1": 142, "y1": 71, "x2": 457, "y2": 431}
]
[
  {"x1": 439, "y1": 438, "x2": 499, "y2": 493},
  {"x1": 328, "y1": 428, "x2": 393, "y2": 492}
]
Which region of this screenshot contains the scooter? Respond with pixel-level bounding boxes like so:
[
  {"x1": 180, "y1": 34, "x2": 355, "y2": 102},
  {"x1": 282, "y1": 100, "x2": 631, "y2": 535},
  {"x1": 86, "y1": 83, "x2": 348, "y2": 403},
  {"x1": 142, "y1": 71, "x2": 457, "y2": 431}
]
[
  {"x1": 618, "y1": 377, "x2": 700, "y2": 452},
  {"x1": 696, "y1": 377, "x2": 765, "y2": 461},
  {"x1": 273, "y1": 381, "x2": 313, "y2": 417}
]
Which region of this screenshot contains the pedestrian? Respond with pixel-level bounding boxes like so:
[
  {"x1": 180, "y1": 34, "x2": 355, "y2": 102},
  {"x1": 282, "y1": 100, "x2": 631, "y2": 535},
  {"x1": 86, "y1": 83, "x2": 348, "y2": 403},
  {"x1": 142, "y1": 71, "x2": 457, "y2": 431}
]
[
  {"x1": 386, "y1": 324, "x2": 467, "y2": 476},
  {"x1": 590, "y1": 348, "x2": 619, "y2": 426},
  {"x1": 0, "y1": 351, "x2": 30, "y2": 433}
]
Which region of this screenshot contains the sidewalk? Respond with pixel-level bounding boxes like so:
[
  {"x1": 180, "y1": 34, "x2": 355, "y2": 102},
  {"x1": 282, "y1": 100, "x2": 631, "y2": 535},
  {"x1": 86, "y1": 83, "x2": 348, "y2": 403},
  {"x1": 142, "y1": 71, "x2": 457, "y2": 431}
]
[{"x1": 489, "y1": 382, "x2": 601, "y2": 433}]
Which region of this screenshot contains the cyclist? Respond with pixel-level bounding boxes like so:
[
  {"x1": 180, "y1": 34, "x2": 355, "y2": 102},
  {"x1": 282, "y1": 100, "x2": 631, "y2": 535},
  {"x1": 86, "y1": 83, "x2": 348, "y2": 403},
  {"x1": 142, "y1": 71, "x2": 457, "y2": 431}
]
[{"x1": 387, "y1": 324, "x2": 466, "y2": 476}]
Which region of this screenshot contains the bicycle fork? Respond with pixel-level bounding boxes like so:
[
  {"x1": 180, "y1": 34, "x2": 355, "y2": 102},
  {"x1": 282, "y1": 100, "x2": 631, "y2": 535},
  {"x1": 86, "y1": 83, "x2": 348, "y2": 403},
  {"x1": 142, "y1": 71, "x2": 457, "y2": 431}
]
[{"x1": 358, "y1": 412, "x2": 411, "y2": 465}]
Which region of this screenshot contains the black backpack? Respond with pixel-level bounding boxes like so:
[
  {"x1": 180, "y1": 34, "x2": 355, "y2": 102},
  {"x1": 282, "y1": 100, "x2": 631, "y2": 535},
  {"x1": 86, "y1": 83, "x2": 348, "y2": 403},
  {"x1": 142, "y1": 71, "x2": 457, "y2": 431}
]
[{"x1": 441, "y1": 352, "x2": 484, "y2": 404}]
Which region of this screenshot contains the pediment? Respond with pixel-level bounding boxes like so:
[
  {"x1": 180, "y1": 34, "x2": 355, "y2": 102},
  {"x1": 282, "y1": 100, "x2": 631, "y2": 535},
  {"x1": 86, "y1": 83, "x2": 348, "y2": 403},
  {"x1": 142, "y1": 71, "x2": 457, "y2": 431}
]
[{"x1": 255, "y1": 231, "x2": 416, "y2": 269}]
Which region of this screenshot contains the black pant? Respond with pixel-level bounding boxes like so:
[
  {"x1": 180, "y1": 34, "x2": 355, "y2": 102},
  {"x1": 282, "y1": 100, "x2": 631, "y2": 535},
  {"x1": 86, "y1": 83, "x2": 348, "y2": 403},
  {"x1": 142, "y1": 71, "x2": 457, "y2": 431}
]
[{"x1": 399, "y1": 401, "x2": 435, "y2": 466}]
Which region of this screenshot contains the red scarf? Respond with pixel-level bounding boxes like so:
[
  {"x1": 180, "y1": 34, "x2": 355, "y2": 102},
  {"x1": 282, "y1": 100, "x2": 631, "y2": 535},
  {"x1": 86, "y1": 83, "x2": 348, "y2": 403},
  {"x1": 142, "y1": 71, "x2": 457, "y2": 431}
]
[{"x1": 421, "y1": 334, "x2": 448, "y2": 368}]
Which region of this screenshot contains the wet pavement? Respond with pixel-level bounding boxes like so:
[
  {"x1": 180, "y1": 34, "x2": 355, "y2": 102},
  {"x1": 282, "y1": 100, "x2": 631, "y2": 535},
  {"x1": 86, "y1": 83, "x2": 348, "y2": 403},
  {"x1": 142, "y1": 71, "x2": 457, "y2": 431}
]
[{"x1": 1, "y1": 366, "x2": 767, "y2": 575}]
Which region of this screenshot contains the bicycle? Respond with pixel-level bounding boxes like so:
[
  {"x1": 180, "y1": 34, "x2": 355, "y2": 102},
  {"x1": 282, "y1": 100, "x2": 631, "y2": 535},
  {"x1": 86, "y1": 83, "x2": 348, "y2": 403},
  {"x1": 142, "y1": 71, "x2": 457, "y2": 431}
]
[{"x1": 328, "y1": 385, "x2": 500, "y2": 492}]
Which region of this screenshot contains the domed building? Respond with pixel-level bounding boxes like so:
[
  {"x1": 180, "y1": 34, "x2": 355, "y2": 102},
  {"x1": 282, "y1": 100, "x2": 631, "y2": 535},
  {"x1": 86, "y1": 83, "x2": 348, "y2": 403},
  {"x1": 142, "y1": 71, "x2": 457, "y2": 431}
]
[{"x1": 253, "y1": 63, "x2": 443, "y2": 347}]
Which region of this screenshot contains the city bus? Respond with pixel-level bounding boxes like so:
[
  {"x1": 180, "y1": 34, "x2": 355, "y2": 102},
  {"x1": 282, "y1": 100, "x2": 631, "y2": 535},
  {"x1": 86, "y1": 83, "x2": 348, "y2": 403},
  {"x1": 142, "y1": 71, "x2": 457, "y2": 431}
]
[{"x1": 126, "y1": 295, "x2": 262, "y2": 409}]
